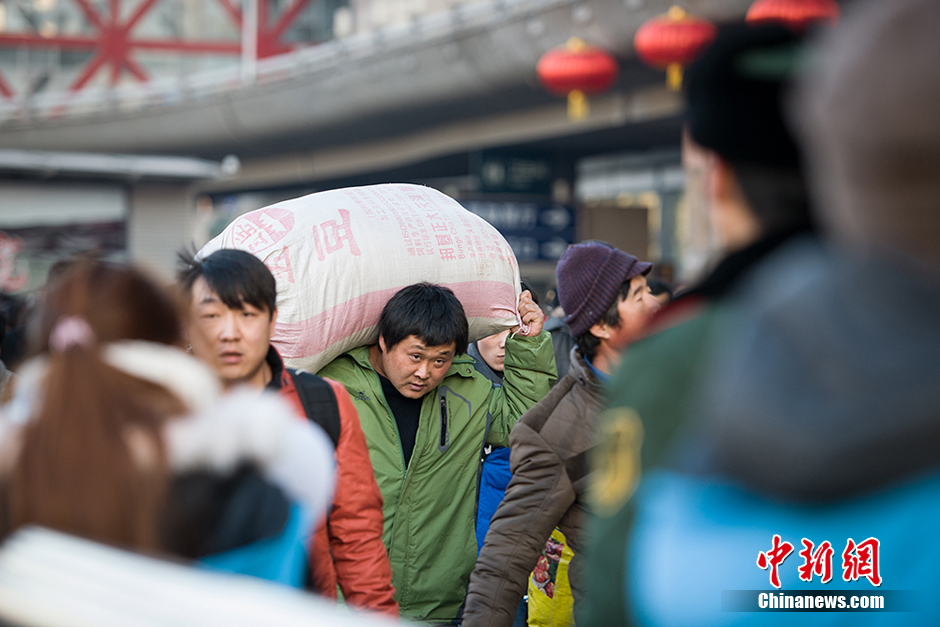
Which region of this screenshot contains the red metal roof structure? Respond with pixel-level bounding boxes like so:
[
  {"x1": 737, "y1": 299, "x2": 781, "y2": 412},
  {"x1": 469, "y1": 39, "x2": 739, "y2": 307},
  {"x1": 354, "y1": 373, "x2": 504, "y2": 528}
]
[{"x1": 0, "y1": 0, "x2": 318, "y2": 98}]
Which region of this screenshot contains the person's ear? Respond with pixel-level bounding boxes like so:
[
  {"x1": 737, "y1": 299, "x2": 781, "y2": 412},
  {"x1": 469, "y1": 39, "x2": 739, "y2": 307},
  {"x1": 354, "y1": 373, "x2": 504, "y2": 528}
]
[
  {"x1": 709, "y1": 156, "x2": 736, "y2": 205},
  {"x1": 378, "y1": 335, "x2": 387, "y2": 353},
  {"x1": 267, "y1": 308, "x2": 278, "y2": 340},
  {"x1": 588, "y1": 320, "x2": 613, "y2": 341}
]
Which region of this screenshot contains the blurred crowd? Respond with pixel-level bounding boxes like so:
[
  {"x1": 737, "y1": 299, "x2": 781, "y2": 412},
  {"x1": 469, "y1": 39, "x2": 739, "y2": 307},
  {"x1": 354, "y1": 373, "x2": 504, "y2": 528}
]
[{"x1": 0, "y1": 1, "x2": 938, "y2": 625}]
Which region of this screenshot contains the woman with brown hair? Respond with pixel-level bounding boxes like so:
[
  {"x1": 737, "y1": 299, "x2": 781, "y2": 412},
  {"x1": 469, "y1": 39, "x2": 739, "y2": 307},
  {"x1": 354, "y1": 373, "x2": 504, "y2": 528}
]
[{"x1": 0, "y1": 259, "x2": 334, "y2": 586}]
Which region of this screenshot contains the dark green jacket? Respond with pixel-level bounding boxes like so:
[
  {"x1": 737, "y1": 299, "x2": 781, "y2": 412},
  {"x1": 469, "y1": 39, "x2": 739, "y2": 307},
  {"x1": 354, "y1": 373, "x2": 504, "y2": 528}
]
[
  {"x1": 319, "y1": 332, "x2": 556, "y2": 622},
  {"x1": 581, "y1": 305, "x2": 719, "y2": 626}
]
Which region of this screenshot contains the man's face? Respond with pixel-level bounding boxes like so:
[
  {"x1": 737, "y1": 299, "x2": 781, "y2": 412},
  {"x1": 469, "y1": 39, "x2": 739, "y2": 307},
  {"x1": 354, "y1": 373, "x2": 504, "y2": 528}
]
[
  {"x1": 476, "y1": 329, "x2": 510, "y2": 373},
  {"x1": 187, "y1": 277, "x2": 277, "y2": 389},
  {"x1": 606, "y1": 275, "x2": 661, "y2": 351},
  {"x1": 378, "y1": 334, "x2": 456, "y2": 399}
]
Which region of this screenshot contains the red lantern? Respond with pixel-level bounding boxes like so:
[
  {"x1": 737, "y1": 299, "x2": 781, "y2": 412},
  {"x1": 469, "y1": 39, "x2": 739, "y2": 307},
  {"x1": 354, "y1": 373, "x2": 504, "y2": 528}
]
[
  {"x1": 634, "y1": 7, "x2": 716, "y2": 91},
  {"x1": 537, "y1": 38, "x2": 619, "y2": 120},
  {"x1": 746, "y1": 0, "x2": 840, "y2": 31}
]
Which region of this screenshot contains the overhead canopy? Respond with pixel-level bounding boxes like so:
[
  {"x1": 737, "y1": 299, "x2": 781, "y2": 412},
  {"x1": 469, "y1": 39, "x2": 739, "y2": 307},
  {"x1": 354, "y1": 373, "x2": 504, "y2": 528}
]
[{"x1": 0, "y1": 0, "x2": 752, "y2": 161}]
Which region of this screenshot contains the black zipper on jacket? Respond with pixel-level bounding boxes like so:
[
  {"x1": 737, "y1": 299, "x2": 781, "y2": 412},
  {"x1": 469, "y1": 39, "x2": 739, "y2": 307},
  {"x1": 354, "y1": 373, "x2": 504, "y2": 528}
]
[{"x1": 439, "y1": 395, "x2": 448, "y2": 448}]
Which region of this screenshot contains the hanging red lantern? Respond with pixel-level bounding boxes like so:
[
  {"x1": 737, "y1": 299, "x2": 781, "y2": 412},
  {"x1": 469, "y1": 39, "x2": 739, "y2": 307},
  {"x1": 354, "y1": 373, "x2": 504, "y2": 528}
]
[
  {"x1": 634, "y1": 6, "x2": 716, "y2": 91},
  {"x1": 746, "y1": 0, "x2": 839, "y2": 31},
  {"x1": 537, "y1": 38, "x2": 619, "y2": 120}
]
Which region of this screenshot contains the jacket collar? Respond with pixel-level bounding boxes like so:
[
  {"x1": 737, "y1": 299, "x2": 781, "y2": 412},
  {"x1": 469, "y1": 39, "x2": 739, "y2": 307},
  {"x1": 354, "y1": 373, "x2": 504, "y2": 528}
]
[
  {"x1": 677, "y1": 228, "x2": 812, "y2": 303},
  {"x1": 567, "y1": 347, "x2": 604, "y2": 393},
  {"x1": 265, "y1": 345, "x2": 288, "y2": 392}
]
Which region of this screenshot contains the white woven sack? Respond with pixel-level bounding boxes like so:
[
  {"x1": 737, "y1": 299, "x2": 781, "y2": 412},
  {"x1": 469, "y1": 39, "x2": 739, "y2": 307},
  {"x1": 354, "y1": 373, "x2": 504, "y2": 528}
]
[{"x1": 198, "y1": 184, "x2": 522, "y2": 374}]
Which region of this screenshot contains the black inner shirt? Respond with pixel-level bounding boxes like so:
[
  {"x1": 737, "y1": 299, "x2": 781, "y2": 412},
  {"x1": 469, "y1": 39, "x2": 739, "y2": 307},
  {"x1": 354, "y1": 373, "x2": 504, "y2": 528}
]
[{"x1": 379, "y1": 375, "x2": 423, "y2": 468}]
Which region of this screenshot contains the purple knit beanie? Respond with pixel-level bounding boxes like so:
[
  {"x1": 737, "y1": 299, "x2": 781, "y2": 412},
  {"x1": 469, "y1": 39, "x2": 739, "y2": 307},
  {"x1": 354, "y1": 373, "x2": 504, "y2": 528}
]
[{"x1": 556, "y1": 242, "x2": 653, "y2": 337}]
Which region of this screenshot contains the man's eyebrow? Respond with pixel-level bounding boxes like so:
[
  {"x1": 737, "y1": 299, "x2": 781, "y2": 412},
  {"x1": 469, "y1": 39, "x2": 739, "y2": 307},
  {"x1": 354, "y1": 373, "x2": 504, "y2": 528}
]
[
  {"x1": 198, "y1": 295, "x2": 221, "y2": 305},
  {"x1": 409, "y1": 344, "x2": 454, "y2": 356}
]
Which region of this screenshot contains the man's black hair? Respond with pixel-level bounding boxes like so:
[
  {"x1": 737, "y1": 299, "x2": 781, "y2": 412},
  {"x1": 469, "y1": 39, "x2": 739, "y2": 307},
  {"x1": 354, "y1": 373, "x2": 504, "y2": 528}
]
[
  {"x1": 177, "y1": 249, "x2": 277, "y2": 317},
  {"x1": 647, "y1": 278, "x2": 674, "y2": 301},
  {"x1": 731, "y1": 163, "x2": 812, "y2": 235},
  {"x1": 378, "y1": 283, "x2": 469, "y2": 355},
  {"x1": 575, "y1": 280, "x2": 632, "y2": 362},
  {"x1": 520, "y1": 279, "x2": 540, "y2": 306}
]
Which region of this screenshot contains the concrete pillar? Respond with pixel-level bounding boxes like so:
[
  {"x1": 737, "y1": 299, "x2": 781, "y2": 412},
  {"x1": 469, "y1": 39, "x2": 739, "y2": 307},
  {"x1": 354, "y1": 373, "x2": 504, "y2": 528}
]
[{"x1": 127, "y1": 182, "x2": 197, "y2": 281}]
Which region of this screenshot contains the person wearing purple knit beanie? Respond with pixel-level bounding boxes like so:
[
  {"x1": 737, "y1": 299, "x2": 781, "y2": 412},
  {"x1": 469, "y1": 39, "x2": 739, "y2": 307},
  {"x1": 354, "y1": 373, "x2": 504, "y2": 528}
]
[
  {"x1": 555, "y1": 241, "x2": 659, "y2": 377},
  {"x1": 464, "y1": 240, "x2": 659, "y2": 627}
]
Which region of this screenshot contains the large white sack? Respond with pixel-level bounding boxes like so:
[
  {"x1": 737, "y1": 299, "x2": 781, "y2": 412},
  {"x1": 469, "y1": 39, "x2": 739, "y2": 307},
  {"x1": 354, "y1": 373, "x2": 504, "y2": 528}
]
[{"x1": 198, "y1": 184, "x2": 522, "y2": 374}]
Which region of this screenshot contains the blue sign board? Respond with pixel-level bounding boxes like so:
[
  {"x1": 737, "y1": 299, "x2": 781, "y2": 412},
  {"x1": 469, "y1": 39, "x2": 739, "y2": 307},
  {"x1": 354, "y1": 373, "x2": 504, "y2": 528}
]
[
  {"x1": 478, "y1": 155, "x2": 554, "y2": 196},
  {"x1": 461, "y1": 201, "x2": 576, "y2": 263}
]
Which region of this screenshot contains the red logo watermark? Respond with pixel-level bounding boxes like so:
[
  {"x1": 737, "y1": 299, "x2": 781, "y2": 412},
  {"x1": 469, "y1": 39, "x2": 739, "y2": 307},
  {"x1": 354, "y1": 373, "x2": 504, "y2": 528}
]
[
  {"x1": 798, "y1": 539, "x2": 834, "y2": 584},
  {"x1": 758, "y1": 536, "x2": 881, "y2": 589}
]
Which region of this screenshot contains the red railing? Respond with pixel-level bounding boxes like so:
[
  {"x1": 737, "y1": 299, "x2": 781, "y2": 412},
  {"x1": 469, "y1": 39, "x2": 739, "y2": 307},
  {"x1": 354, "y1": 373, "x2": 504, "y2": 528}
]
[{"x1": 0, "y1": 0, "x2": 314, "y2": 97}]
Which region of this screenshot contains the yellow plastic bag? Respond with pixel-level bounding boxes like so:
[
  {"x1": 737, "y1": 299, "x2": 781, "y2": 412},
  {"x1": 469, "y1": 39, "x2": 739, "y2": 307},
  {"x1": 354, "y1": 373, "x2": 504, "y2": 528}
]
[{"x1": 527, "y1": 529, "x2": 574, "y2": 627}]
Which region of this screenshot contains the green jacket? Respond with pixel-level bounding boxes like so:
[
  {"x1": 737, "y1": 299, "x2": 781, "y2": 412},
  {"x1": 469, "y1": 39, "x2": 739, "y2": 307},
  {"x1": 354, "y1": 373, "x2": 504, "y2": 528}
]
[{"x1": 318, "y1": 332, "x2": 557, "y2": 622}]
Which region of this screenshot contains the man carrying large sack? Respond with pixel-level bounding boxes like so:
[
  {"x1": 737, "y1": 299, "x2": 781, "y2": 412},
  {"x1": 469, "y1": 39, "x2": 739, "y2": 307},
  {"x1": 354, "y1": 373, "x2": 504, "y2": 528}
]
[{"x1": 319, "y1": 282, "x2": 557, "y2": 623}]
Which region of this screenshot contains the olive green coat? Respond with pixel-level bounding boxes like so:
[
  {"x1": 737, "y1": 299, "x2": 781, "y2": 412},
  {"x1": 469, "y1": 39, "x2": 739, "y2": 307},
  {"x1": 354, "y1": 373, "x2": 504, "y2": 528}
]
[{"x1": 319, "y1": 332, "x2": 557, "y2": 623}]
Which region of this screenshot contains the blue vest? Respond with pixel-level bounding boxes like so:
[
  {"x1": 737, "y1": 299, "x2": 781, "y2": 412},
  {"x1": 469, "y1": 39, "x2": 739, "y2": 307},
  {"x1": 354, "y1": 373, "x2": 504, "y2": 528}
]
[{"x1": 476, "y1": 446, "x2": 513, "y2": 552}]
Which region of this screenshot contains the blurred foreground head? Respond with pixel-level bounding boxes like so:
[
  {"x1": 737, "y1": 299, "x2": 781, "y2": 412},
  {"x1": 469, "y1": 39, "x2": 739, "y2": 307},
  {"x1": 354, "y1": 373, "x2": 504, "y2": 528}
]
[
  {"x1": 4, "y1": 260, "x2": 335, "y2": 581},
  {"x1": 684, "y1": 21, "x2": 813, "y2": 248},
  {"x1": 796, "y1": 0, "x2": 940, "y2": 270},
  {"x1": 32, "y1": 259, "x2": 183, "y2": 354},
  {"x1": 7, "y1": 260, "x2": 190, "y2": 549}
]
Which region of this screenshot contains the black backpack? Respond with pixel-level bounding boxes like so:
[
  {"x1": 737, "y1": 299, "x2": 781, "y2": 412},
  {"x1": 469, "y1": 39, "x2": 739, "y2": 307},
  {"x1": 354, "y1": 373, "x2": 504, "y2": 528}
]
[{"x1": 288, "y1": 369, "x2": 341, "y2": 448}]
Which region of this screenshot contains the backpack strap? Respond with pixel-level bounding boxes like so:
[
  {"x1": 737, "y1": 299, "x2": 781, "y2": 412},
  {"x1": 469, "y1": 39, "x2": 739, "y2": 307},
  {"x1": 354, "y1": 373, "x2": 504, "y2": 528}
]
[{"x1": 288, "y1": 369, "x2": 341, "y2": 449}]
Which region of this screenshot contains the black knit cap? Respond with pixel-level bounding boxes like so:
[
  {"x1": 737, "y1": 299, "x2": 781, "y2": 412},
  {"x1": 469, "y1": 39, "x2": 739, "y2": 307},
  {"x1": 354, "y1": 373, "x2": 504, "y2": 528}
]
[
  {"x1": 684, "y1": 21, "x2": 805, "y2": 171},
  {"x1": 556, "y1": 242, "x2": 652, "y2": 337}
]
